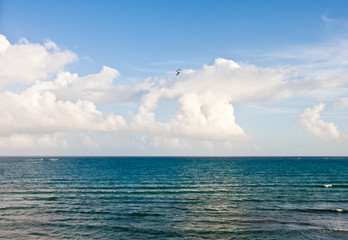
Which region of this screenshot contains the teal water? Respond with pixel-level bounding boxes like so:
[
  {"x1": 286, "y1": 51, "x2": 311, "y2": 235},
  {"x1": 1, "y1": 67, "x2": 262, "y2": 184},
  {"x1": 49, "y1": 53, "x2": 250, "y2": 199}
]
[{"x1": 0, "y1": 157, "x2": 347, "y2": 239}]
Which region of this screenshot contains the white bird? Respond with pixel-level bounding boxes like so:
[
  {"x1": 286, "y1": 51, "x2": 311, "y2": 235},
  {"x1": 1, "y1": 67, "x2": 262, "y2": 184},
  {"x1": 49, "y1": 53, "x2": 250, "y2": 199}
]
[{"x1": 176, "y1": 69, "x2": 181, "y2": 76}]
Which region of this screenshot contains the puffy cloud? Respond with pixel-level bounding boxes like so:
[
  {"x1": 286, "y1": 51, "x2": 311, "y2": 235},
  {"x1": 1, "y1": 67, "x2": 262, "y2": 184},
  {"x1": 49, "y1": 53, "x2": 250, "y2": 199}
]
[
  {"x1": 170, "y1": 92, "x2": 246, "y2": 141},
  {"x1": 130, "y1": 58, "x2": 346, "y2": 141},
  {"x1": 298, "y1": 104, "x2": 341, "y2": 140},
  {"x1": 55, "y1": 66, "x2": 141, "y2": 104},
  {"x1": 0, "y1": 35, "x2": 128, "y2": 137},
  {"x1": 129, "y1": 58, "x2": 348, "y2": 142},
  {"x1": 0, "y1": 34, "x2": 77, "y2": 86},
  {"x1": 132, "y1": 59, "x2": 280, "y2": 141},
  {"x1": 0, "y1": 85, "x2": 128, "y2": 136},
  {"x1": 0, "y1": 35, "x2": 10, "y2": 54},
  {"x1": 168, "y1": 58, "x2": 291, "y2": 102},
  {"x1": 2, "y1": 33, "x2": 348, "y2": 153}
]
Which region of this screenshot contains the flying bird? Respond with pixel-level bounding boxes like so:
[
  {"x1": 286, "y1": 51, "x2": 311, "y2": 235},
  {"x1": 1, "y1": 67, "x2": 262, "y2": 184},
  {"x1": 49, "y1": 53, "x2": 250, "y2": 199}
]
[{"x1": 176, "y1": 69, "x2": 181, "y2": 76}]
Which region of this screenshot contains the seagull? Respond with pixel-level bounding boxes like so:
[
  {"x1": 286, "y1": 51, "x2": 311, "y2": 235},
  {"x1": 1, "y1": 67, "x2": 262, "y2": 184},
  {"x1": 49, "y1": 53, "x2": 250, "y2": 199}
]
[{"x1": 176, "y1": 69, "x2": 181, "y2": 76}]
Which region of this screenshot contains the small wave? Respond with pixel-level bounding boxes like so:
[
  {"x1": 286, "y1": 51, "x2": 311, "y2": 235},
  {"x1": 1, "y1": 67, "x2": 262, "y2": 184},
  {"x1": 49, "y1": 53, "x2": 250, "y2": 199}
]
[
  {"x1": 27, "y1": 158, "x2": 44, "y2": 161},
  {"x1": 327, "y1": 228, "x2": 348, "y2": 232},
  {"x1": 48, "y1": 158, "x2": 59, "y2": 161},
  {"x1": 319, "y1": 184, "x2": 348, "y2": 188},
  {"x1": 305, "y1": 208, "x2": 346, "y2": 213}
]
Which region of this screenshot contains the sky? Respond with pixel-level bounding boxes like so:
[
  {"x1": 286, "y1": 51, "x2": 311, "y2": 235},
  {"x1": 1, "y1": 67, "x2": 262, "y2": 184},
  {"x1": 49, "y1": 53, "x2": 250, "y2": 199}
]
[{"x1": 1, "y1": 0, "x2": 348, "y2": 156}]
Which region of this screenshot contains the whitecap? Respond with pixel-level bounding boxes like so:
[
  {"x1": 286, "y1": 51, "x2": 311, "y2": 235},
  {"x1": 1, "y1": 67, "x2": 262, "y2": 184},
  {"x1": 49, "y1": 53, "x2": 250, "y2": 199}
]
[{"x1": 330, "y1": 228, "x2": 348, "y2": 232}]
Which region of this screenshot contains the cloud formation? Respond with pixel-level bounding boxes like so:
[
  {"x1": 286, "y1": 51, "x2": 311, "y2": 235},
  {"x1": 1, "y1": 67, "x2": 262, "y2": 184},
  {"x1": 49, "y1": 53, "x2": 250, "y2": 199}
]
[
  {"x1": 1, "y1": 33, "x2": 348, "y2": 154},
  {"x1": 131, "y1": 58, "x2": 348, "y2": 141},
  {"x1": 0, "y1": 86, "x2": 128, "y2": 136},
  {"x1": 298, "y1": 104, "x2": 341, "y2": 140},
  {"x1": 0, "y1": 35, "x2": 127, "y2": 137},
  {"x1": 0, "y1": 35, "x2": 77, "y2": 86}
]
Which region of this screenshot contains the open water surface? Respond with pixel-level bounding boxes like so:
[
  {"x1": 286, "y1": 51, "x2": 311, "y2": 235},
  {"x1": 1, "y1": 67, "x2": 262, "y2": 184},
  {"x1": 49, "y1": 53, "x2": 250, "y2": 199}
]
[{"x1": 0, "y1": 156, "x2": 348, "y2": 239}]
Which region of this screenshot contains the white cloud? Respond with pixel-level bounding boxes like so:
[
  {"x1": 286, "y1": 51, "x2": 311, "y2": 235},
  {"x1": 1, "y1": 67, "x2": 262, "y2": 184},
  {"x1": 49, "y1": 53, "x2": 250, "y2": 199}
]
[
  {"x1": 131, "y1": 59, "x2": 289, "y2": 141},
  {"x1": 169, "y1": 58, "x2": 291, "y2": 102},
  {"x1": 44, "y1": 39, "x2": 59, "y2": 51},
  {"x1": 52, "y1": 66, "x2": 121, "y2": 102},
  {"x1": 0, "y1": 35, "x2": 10, "y2": 54},
  {"x1": 0, "y1": 84, "x2": 128, "y2": 136},
  {"x1": 298, "y1": 103, "x2": 341, "y2": 140},
  {"x1": 170, "y1": 92, "x2": 246, "y2": 141},
  {"x1": 130, "y1": 58, "x2": 348, "y2": 142},
  {"x1": 1, "y1": 33, "x2": 348, "y2": 154},
  {"x1": 0, "y1": 34, "x2": 77, "y2": 86},
  {"x1": 130, "y1": 65, "x2": 251, "y2": 141},
  {"x1": 0, "y1": 36, "x2": 128, "y2": 137}
]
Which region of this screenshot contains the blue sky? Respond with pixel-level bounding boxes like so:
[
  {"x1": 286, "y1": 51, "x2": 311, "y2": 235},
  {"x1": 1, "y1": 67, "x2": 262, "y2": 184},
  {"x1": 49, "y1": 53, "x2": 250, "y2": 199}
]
[{"x1": 1, "y1": 0, "x2": 348, "y2": 155}]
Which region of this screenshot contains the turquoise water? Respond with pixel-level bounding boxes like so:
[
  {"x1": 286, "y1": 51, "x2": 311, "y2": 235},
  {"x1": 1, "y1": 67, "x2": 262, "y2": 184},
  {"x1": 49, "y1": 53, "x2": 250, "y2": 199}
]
[{"x1": 0, "y1": 157, "x2": 347, "y2": 239}]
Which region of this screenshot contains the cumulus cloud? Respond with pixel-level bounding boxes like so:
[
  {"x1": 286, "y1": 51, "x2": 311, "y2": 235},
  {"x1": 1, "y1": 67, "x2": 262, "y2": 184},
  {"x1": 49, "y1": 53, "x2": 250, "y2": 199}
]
[
  {"x1": 1, "y1": 33, "x2": 348, "y2": 153},
  {"x1": 0, "y1": 35, "x2": 128, "y2": 138},
  {"x1": 131, "y1": 59, "x2": 255, "y2": 141},
  {"x1": 0, "y1": 34, "x2": 77, "y2": 86},
  {"x1": 130, "y1": 58, "x2": 348, "y2": 142},
  {"x1": 0, "y1": 86, "x2": 128, "y2": 136},
  {"x1": 168, "y1": 58, "x2": 291, "y2": 102},
  {"x1": 170, "y1": 92, "x2": 245, "y2": 141},
  {"x1": 298, "y1": 104, "x2": 341, "y2": 140}
]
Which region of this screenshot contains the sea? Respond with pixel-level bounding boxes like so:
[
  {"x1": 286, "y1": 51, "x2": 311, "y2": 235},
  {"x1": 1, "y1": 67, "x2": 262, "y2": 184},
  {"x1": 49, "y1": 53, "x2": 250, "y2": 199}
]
[{"x1": 0, "y1": 156, "x2": 347, "y2": 239}]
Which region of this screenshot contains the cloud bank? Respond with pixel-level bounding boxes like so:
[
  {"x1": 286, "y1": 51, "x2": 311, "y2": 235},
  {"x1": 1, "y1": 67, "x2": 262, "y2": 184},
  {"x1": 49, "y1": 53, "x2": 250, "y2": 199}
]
[{"x1": 1, "y1": 34, "x2": 348, "y2": 153}]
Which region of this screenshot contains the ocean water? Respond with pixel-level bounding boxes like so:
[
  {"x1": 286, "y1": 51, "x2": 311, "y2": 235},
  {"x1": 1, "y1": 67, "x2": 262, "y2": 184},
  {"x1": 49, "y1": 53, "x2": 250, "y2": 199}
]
[{"x1": 0, "y1": 157, "x2": 347, "y2": 239}]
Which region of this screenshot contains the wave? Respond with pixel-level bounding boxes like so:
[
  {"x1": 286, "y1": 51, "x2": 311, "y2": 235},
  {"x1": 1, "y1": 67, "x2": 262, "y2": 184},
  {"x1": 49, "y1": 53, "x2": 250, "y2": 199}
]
[
  {"x1": 294, "y1": 208, "x2": 346, "y2": 213},
  {"x1": 26, "y1": 158, "x2": 44, "y2": 161},
  {"x1": 316, "y1": 184, "x2": 348, "y2": 188},
  {"x1": 328, "y1": 228, "x2": 348, "y2": 232}
]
